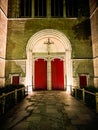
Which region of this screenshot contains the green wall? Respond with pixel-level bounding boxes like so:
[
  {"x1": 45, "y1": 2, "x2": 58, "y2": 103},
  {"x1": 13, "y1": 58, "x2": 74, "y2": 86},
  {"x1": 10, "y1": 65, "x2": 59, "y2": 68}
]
[
  {"x1": 7, "y1": 18, "x2": 92, "y2": 59},
  {"x1": 6, "y1": 18, "x2": 94, "y2": 85}
]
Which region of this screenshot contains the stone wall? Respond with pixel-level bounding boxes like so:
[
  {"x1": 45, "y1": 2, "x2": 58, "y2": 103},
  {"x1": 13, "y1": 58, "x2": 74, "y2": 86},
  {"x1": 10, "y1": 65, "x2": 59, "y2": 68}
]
[
  {"x1": 89, "y1": 0, "x2": 98, "y2": 15},
  {"x1": 0, "y1": 0, "x2": 8, "y2": 86},
  {"x1": 7, "y1": 18, "x2": 92, "y2": 59},
  {"x1": 0, "y1": 0, "x2": 8, "y2": 15},
  {"x1": 90, "y1": 0, "x2": 98, "y2": 87},
  {"x1": 8, "y1": 0, "x2": 20, "y2": 18},
  {"x1": 6, "y1": 18, "x2": 94, "y2": 86}
]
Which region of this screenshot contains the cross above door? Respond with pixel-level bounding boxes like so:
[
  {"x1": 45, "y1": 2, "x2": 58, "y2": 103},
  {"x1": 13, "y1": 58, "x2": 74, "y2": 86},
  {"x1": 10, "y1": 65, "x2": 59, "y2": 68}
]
[{"x1": 44, "y1": 38, "x2": 54, "y2": 55}]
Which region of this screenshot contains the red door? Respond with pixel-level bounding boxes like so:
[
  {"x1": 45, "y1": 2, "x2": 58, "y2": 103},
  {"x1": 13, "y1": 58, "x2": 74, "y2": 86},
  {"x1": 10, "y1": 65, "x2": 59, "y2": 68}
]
[
  {"x1": 12, "y1": 76, "x2": 19, "y2": 85},
  {"x1": 34, "y1": 59, "x2": 47, "y2": 90},
  {"x1": 51, "y1": 58, "x2": 64, "y2": 90},
  {"x1": 79, "y1": 75, "x2": 87, "y2": 88}
]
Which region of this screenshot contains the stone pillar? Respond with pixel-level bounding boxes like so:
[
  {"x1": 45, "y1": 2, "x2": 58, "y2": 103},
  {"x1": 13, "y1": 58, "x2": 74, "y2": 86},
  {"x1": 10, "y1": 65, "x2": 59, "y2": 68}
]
[
  {"x1": 64, "y1": 57, "x2": 66, "y2": 90},
  {"x1": 47, "y1": 57, "x2": 51, "y2": 90},
  {"x1": 32, "y1": 0, "x2": 34, "y2": 17},
  {"x1": 9, "y1": 0, "x2": 20, "y2": 18},
  {"x1": 0, "y1": 0, "x2": 8, "y2": 86},
  {"x1": 47, "y1": 0, "x2": 51, "y2": 18},
  {"x1": 16, "y1": 0, "x2": 20, "y2": 18},
  {"x1": 90, "y1": 0, "x2": 98, "y2": 87},
  {"x1": 23, "y1": 0, "x2": 26, "y2": 17},
  {"x1": 26, "y1": 51, "x2": 33, "y2": 93},
  {"x1": 66, "y1": 50, "x2": 73, "y2": 91},
  {"x1": 63, "y1": 0, "x2": 66, "y2": 17},
  {"x1": 32, "y1": 56, "x2": 35, "y2": 90}
]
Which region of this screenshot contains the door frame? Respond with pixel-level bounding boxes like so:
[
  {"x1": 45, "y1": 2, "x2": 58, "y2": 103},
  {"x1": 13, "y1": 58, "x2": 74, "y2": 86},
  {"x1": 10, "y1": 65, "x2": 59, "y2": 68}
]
[
  {"x1": 11, "y1": 74, "x2": 20, "y2": 85},
  {"x1": 79, "y1": 74, "x2": 88, "y2": 88},
  {"x1": 33, "y1": 56, "x2": 66, "y2": 90}
]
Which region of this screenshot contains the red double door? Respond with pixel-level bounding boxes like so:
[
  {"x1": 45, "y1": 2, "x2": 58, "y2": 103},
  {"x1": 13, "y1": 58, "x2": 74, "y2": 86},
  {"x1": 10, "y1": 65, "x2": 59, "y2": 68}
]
[{"x1": 34, "y1": 58, "x2": 64, "y2": 90}]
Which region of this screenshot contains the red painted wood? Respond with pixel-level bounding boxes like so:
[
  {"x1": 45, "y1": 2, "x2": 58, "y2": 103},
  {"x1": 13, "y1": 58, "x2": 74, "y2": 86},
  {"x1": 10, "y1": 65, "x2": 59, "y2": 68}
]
[
  {"x1": 51, "y1": 58, "x2": 64, "y2": 90},
  {"x1": 34, "y1": 59, "x2": 47, "y2": 90},
  {"x1": 79, "y1": 76, "x2": 87, "y2": 88},
  {"x1": 12, "y1": 76, "x2": 19, "y2": 85}
]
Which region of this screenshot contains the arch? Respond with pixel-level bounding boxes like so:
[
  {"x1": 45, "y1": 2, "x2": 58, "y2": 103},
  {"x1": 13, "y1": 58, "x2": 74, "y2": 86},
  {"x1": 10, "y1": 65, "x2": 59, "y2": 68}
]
[
  {"x1": 27, "y1": 29, "x2": 72, "y2": 52},
  {"x1": 26, "y1": 29, "x2": 72, "y2": 92}
]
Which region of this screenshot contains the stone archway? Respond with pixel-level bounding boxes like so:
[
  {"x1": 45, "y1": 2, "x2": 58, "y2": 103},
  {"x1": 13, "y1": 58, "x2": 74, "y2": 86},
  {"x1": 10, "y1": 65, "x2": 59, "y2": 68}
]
[{"x1": 26, "y1": 29, "x2": 72, "y2": 92}]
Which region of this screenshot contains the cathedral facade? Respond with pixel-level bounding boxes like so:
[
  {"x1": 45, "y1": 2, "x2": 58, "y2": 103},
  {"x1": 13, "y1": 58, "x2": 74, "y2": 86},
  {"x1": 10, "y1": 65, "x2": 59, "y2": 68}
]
[{"x1": 0, "y1": 0, "x2": 96, "y2": 92}]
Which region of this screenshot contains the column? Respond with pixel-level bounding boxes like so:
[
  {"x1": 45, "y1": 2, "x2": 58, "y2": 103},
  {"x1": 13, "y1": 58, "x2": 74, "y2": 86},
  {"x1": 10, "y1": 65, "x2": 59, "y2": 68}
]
[
  {"x1": 63, "y1": 0, "x2": 66, "y2": 17},
  {"x1": 64, "y1": 57, "x2": 66, "y2": 90},
  {"x1": 23, "y1": 0, "x2": 26, "y2": 17},
  {"x1": 47, "y1": 0, "x2": 51, "y2": 18},
  {"x1": 47, "y1": 57, "x2": 51, "y2": 90},
  {"x1": 32, "y1": 0, "x2": 34, "y2": 17},
  {"x1": 0, "y1": 0, "x2": 8, "y2": 86},
  {"x1": 15, "y1": 0, "x2": 20, "y2": 17},
  {"x1": 66, "y1": 50, "x2": 73, "y2": 92},
  {"x1": 32, "y1": 56, "x2": 35, "y2": 90},
  {"x1": 26, "y1": 51, "x2": 33, "y2": 93}
]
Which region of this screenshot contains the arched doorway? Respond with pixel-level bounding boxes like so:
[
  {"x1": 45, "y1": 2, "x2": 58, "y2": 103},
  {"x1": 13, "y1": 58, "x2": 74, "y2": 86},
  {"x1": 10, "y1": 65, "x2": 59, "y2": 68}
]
[{"x1": 26, "y1": 29, "x2": 72, "y2": 92}]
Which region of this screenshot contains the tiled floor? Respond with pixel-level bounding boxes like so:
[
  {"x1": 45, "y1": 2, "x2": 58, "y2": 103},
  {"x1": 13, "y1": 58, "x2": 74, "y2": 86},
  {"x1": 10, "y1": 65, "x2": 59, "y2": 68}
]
[{"x1": 0, "y1": 91, "x2": 98, "y2": 130}]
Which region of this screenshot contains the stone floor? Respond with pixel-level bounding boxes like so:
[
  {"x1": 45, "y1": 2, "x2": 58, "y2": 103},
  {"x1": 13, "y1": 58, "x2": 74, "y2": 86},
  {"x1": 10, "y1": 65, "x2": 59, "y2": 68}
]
[{"x1": 0, "y1": 91, "x2": 98, "y2": 130}]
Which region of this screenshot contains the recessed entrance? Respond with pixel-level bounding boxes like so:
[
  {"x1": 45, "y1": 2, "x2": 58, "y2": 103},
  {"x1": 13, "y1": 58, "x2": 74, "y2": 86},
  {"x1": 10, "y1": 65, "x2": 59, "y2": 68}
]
[{"x1": 26, "y1": 29, "x2": 72, "y2": 92}]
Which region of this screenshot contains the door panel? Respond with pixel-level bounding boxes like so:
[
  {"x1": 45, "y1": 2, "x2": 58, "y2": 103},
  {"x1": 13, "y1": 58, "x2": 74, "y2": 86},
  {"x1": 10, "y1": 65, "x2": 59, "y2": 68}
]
[
  {"x1": 51, "y1": 58, "x2": 64, "y2": 90},
  {"x1": 34, "y1": 59, "x2": 47, "y2": 90},
  {"x1": 79, "y1": 76, "x2": 87, "y2": 88},
  {"x1": 12, "y1": 76, "x2": 19, "y2": 85}
]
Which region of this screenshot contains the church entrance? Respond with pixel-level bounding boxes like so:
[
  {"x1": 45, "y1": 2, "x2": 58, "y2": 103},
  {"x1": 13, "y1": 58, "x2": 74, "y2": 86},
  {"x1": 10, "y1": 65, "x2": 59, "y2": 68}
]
[{"x1": 26, "y1": 29, "x2": 72, "y2": 92}]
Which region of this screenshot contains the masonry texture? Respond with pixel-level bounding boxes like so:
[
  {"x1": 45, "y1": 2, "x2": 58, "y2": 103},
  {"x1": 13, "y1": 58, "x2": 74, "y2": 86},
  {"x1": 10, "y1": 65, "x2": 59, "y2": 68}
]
[
  {"x1": 0, "y1": 0, "x2": 8, "y2": 85},
  {"x1": 89, "y1": 0, "x2": 98, "y2": 87}
]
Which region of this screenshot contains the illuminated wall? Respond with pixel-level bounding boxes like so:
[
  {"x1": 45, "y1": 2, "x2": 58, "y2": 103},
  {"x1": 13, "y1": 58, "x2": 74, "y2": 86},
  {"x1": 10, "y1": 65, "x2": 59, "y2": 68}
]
[
  {"x1": 0, "y1": 0, "x2": 8, "y2": 86},
  {"x1": 90, "y1": 0, "x2": 98, "y2": 87},
  {"x1": 4, "y1": 0, "x2": 94, "y2": 90}
]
